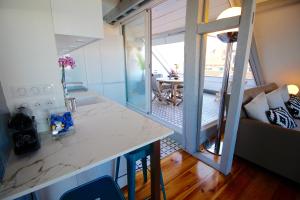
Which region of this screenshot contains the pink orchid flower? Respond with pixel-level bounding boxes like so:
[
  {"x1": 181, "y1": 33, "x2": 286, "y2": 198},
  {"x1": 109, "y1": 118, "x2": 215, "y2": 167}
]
[{"x1": 58, "y1": 56, "x2": 76, "y2": 69}]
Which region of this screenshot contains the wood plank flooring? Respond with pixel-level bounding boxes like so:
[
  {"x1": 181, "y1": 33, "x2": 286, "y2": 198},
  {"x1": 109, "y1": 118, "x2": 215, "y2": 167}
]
[{"x1": 122, "y1": 150, "x2": 300, "y2": 200}]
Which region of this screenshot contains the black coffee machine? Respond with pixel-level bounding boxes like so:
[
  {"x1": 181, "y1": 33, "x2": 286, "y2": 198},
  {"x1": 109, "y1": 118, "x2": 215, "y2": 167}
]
[{"x1": 8, "y1": 107, "x2": 40, "y2": 155}]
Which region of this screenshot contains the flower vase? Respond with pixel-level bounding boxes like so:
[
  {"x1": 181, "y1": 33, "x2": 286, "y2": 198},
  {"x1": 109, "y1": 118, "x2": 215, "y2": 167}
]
[
  {"x1": 61, "y1": 67, "x2": 68, "y2": 99},
  {"x1": 58, "y1": 56, "x2": 75, "y2": 104}
]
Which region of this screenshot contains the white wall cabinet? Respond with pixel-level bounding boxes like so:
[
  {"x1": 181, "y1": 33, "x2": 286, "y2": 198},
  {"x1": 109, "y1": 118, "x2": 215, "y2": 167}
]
[
  {"x1": 84, "y1": 42, "x2": 103, "y2": 86},
  {"x1": 51, "y1": 0, "x2": 103, "y2": 38},
  {"x1": 68, "y1": 24, "x2": 126, "y2": 104},
  {"x1": 100, "y1": 30, "x2": 125, "y2": 83},
  {"x1": 51, "y1": 0, "x2": 104, "y2": 55}
]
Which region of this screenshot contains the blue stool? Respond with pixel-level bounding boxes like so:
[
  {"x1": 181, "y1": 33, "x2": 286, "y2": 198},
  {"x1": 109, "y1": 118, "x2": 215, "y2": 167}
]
[
  {"x1": 115, "y1": 145, "x2": 167, "y2": 200},
  {"x1": 15, "y1": 193, "x2": 38, "y2": 200},
  {"x1": 60, "y1": 175, "x2": 125, "y2": 200}
]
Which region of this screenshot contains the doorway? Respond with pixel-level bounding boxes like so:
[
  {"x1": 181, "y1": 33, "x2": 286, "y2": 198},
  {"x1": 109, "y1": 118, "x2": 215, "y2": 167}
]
[{"x1": 150, "y1": 0, "x2": 186, "y2": 132}]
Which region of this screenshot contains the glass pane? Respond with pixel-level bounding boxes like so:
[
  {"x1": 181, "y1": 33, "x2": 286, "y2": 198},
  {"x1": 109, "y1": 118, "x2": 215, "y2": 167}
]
[
  {"x1": 245, "y1": 62, "x2": 257, "y2": 89},
  {"x1": 124, "y1": 13, "x2": 147, "y2": 111},
  {"x1": 200, "y1": 34, "x2": 227, "y2": 129},
  {"x1": 229, "y1": 44, "x2": 257, "y2": 89},
  {"x1": 199, "y1": 32, "x2": 231, "y2": 157},
  {"x1": 152, "y1": 42, "x2": 184, "y2": 78},
  {"x1": 200, "y1": 31, "x2": 256, "y2": 156},
  {"x1": 204, "y1": 35, "x2": 228, "y2": 92},
  {"x1": 203, "y1": 35, "x2": 257, "y2": 94}
]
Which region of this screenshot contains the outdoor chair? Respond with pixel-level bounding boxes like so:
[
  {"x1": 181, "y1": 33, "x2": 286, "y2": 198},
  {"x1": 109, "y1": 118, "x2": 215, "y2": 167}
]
[
  {"x1": 151, "y1": 74, "x2": 172, "y2": 104},
  {"x1": 175, "y1": 83, "x2": 184, "y2": 106},
  {"x1": 154, "y1": 73, "x2": 172, "y2": 90}
]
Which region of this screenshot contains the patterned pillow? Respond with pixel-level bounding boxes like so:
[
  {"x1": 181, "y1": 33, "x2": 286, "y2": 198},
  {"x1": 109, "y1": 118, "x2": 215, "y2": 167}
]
[
  {"x1": 285, "y1": 95, "x2": 300, "y2": 119},
  {"x1": 266, "y1": 107, "x2": 297, "y2": 129}
]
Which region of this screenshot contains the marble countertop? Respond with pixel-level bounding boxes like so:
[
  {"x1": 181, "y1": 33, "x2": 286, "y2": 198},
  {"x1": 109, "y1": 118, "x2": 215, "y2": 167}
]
[{"x1": 0, "y1": 97, "x2": 173, "y2": 200}]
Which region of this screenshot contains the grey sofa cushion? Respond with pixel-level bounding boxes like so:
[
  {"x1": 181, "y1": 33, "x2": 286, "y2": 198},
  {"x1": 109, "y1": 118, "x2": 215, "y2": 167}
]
[{"x1": 293, "y1": 119, "x2": 300, "y2": 131}]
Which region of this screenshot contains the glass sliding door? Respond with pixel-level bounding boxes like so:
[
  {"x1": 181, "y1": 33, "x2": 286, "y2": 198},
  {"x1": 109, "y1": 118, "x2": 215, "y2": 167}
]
[{"x1": 123, "y1": 11, "x2": 151, "y2": 113}]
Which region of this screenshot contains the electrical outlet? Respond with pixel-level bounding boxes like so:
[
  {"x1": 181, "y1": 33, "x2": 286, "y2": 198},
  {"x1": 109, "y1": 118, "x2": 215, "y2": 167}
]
[
  {"x1": 32, "y1": 102, "x2": 42, "y2": 109},
  {"x1": 13, "y1": 87, "x2": 27, "y2": 98},
  {"x1": 11, "y1": 84, "x2": 55, "y2": 98},
  {"x1": 42, "y1": 84, "x2": 55, "y2": 95},
  {"x1": 43, "y1": 98, "x2": 56, "y2": 108},
  {"x1": 29, "y1": 86, "x2": 41, "y2": 96}
]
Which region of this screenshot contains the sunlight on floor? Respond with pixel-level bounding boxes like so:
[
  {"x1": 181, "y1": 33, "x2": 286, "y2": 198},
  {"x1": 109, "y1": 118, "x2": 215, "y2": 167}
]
[{"x1": 152, "y1": 93, "x2": 220, "y2": 128}]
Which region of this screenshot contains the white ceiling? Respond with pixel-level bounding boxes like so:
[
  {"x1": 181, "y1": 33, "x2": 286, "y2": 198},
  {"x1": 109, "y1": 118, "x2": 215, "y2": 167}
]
[
  {"x1": 152, "y1": 0, "x2": 186, "y2": 36},
  {"x1": 107, "y1": 0, "x2": 278, "y2": 38},
  {"x1": 122, "y1": 0, "x2": 232, "y2": 41}
]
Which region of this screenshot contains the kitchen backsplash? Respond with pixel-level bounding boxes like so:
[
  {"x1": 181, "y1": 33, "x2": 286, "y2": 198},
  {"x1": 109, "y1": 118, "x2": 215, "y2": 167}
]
[{"x1": 8, "y1": 83, "x2": 59, "y2": 132}]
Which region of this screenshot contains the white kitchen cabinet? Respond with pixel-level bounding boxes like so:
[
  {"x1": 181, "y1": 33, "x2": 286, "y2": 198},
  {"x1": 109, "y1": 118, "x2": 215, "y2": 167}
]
[
  {"x1": 100, "y1": 28, "x2": 125, "y2": 83},
  {"x1": 51, "y1": 0, "x2": 103, "y2": 38},
  {"x1": 51, "y1": 0, "x2": 104, "y2": 55},
  {"x1": 67, "y1": 25, "x2": 125, "y2": 103},
  {"x1": 84, "y1": 41, "x2": 102, "y2": 85}
]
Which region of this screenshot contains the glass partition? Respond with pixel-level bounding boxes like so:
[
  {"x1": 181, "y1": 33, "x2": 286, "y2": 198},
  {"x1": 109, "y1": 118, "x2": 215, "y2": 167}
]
[{"x1": 124, "y1": 12, "x2": 150, "y2": 112}]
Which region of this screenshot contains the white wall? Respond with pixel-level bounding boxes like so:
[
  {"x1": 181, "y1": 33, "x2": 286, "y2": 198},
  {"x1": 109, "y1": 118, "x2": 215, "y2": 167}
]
[
  {"x1": 254, "y1": 2, "x2": 300, "y2": 88},
  {"x1": 0, "y1": 0, "x2": 65, "y2": 131}
]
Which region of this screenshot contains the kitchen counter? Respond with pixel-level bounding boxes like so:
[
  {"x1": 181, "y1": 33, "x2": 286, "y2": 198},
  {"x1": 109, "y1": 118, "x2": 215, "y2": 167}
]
[{"x1": 0, "y1": 96, "x2": 172, "y2": 200}]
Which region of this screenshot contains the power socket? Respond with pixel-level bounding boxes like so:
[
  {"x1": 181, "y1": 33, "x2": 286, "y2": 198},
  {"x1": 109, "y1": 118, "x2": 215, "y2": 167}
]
[
  {"x1": 33, "y1": 102, "x2": 42, "y2": 109},
  {"x1": 44, "y1": 99, "x2": 56, "y2": 108},
  {"x1": 11, "y1": 84, "x2": 55, "y2": 98}
]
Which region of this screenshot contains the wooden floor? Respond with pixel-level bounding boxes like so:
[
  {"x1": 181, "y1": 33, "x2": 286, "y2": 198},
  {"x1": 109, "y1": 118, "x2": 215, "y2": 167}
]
[{"x1": 123, "y1": 150, "x2": 300, "y2": 200}]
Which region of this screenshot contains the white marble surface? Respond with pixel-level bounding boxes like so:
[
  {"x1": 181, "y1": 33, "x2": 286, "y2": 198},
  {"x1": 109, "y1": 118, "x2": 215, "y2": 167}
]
[{"x1": 0, "y1": 97, "x2": 172, "y2": 200}]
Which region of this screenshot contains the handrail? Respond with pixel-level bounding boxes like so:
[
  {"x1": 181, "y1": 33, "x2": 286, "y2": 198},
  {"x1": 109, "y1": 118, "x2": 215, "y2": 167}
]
[{"x1": 152, "y1": 50, "x2": 171, "y2": 74}]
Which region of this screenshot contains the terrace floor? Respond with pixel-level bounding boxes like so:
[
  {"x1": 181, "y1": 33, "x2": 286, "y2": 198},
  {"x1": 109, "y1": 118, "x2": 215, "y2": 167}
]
[{"x1": 152, "y1": 93, "x2": 220, "y2": 128}]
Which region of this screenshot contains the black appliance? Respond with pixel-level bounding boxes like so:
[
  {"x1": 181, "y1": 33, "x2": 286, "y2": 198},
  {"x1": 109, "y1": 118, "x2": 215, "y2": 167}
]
[{"x1": 8, "y1": 107, "x2": 40, "y2": 155}]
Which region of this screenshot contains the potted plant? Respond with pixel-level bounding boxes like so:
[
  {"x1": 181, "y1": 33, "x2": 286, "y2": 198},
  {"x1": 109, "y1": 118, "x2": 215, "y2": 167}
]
[{"x1": 136, "y1": 52, "x2": 146, "y2": 94}]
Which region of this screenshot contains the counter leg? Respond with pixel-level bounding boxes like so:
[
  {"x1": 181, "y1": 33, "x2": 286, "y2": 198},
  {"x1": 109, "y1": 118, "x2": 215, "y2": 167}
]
[{"x1": 150, "y1": 140, "x2": 161, "y2": 200}]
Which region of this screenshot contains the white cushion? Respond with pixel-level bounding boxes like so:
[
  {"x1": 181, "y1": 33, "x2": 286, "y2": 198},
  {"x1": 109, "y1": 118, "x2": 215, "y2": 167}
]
[
  {"x1": 280, "y1": 85, "x2": 290, "y2": 103},
  {"x1": 266, "y1": 88, "x2": 288, "y2": 111},
  {"x1": 244, "y1": 92, "x2": 270, "y2": 123}
]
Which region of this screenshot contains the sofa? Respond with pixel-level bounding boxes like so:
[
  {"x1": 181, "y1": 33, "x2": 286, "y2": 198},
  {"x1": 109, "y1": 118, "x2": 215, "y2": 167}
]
[{"x1": 234, "y1": 83, "x2": 300, "y2": 183}]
